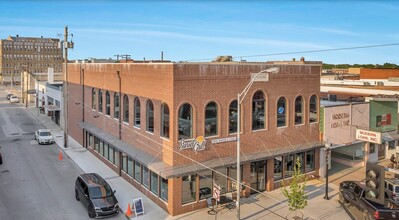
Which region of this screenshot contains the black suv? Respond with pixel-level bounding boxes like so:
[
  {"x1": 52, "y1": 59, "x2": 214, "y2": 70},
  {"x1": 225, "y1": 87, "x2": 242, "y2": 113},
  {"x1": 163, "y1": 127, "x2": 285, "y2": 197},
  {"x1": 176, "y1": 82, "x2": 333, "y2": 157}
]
[{"x1": 75, "y1": 173, "x2": 119, "y2": 218}]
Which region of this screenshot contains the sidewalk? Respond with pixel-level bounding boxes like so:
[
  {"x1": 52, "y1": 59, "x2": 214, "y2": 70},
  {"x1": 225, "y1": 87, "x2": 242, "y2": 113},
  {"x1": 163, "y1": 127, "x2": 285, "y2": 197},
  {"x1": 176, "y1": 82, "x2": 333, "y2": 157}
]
[{"x1": 25, "y1": 104, "x2": 351, "y2": 220}]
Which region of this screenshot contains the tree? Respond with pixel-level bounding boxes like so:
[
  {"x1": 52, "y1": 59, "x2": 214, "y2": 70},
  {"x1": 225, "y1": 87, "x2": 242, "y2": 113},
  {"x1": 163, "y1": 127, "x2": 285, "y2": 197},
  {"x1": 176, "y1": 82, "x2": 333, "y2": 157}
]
[{"x1": 281, "y1": 157, "x2": 308, "y2": 219}]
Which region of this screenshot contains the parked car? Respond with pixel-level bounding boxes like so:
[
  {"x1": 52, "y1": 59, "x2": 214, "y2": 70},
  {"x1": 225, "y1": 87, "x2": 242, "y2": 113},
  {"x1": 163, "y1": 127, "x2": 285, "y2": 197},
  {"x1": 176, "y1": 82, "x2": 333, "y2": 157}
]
[
  {"x1": 6, "y1": 93, "x2": 13, "y2": 100},
  {"x1": 34, "y1": 129, "x2": 54, "y2": 145},
  {"x1": 339, "y1": 180, "x2": 399, "y2": 219},
  {"x1": 9, "y1": 96, "x2": 19, "y2": 103},
  {"x1": 75, "y1": 173, "x2": 119, "y2": 218},
  {"x1": 385, "y1": 178, "x2": 399, "y2": 205}
]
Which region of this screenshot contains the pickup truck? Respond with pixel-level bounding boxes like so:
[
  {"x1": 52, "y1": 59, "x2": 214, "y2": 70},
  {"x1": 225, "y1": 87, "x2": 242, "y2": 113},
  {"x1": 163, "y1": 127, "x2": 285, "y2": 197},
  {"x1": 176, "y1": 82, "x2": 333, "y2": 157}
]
[{"x1": 339, "y1": 181, "x2": 399, "y2": 219}]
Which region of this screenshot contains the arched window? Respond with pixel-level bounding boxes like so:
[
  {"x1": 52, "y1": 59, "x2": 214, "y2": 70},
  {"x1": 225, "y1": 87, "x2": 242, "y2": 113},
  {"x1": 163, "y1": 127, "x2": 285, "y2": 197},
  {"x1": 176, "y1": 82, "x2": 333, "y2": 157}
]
[
  {"x1": 98, "y1": 90, "x2": 103, "y2": 113},
  {"x1": 123, "y1": 95, "x2": 129, "y2": 123},
  {"x1": 114, "y1": 93, "x2": 120, "y2": 119},
  {"x1": 178, "y1": 103, "x2": 192, "y2": 140},
  {"x1": 295, "y1": 96, "x2": 304, "y2": 125},
  {"x1": 205, "y1": 102, "x2": 218, "y2": 137},
  {"x1": 252, "y1": 91, "x2": 265, "y2": 130},
  {"x1": 309, "y1": 95, "x2": 318, "y2": 123},
  {"x1": 277, "y1": 97, "x2": 287, "y2": 127},
  {"x1": 161, "y1": 103, "x2": 169, "y2": 138},
  {"x1": 146, "y1": 100, "x2": 154, "y2": 133},
  {"x1": 134, "y1": 97, "x2": 140, "y2": 127},
  {"x1": 105, "y1": 91, "x2": 110, "y2": 116},
  {"x1": 229, "y1": 100, "x2": 238, "y2": 134},
  {"x1": 92, "y1": 88, "x2": 96, "y2": 110}
]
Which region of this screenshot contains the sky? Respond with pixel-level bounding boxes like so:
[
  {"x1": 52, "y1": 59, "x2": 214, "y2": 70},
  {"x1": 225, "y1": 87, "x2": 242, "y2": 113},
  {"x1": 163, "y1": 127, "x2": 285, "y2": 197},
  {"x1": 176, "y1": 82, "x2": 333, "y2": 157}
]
[{"x1": 1, "y1": 0, "x2": 399, "y2": 64}]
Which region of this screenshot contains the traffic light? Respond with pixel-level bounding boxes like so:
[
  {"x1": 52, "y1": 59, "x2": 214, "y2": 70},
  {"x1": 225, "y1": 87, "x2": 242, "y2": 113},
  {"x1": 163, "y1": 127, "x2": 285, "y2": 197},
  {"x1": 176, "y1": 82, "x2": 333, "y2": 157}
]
[{"x1": 365, "y1": 163, "x2": 385, "y2": 204}]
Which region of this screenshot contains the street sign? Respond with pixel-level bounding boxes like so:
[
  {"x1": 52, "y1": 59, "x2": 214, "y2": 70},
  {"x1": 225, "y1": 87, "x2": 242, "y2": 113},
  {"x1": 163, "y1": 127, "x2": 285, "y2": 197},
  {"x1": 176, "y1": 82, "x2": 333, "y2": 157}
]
[
  {"x1": 213, "y1": 183, "x2": 221, "y2": 202},
  {"x1": 27, "y1": 89, "x2": 36, "y2": 94}
]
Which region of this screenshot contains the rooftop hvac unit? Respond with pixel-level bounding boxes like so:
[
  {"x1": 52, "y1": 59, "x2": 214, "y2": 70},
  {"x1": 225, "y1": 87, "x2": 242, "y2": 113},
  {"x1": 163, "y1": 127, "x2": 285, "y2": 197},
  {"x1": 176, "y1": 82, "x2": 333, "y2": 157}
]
[
  {"x1": 376, "y1": 81, "x2": 384, "y2": 86},
  {"x1": 363, "y1": 82, "x2": 371, "y2": 86},
  {"x1": 328, "y1": 94, "x2": 337, "y2": 102}
]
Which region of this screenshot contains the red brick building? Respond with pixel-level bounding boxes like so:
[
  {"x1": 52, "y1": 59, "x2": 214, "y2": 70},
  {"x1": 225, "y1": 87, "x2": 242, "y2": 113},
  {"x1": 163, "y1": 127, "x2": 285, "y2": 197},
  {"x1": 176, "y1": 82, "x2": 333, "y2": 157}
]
[{"x1": 67, "y1": 60, "x2": 322, "y2": 215}]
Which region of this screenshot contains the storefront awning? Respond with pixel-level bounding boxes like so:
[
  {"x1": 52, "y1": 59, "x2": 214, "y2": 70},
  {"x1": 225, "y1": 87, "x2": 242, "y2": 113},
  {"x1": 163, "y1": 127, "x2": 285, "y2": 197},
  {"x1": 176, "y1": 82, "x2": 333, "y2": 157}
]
[
  {"x1": 382, "y1": 131, "x2": 399, "y2": 143},
  {"x1": 46, "y1": 105, "x2": 60, "y2": 111},
  {"x1": 79, "y1": 122, "x2": 173, "y2": 179}
]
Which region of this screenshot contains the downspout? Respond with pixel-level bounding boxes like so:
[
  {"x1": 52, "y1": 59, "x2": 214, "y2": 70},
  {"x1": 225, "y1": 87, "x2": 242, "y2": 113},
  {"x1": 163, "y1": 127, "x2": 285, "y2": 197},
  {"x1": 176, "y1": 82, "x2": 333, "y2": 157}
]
[{"x1": 117, "y1": 70, "x2": 122, "y2": 176}]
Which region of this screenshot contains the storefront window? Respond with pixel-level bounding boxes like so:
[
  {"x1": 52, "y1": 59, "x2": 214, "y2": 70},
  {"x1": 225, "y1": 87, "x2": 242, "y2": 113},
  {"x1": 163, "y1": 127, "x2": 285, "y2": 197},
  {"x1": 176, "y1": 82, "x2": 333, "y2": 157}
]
[
  {"x1": 274, "y1": 157, "x2": 283, "y2": 181},
  {"x1": 277, "y1": 97, "x2": 286, "y2": 127},
  {"x1": 99, "y1": 141, "x2": 104, "y2": 155},
  {"x1": 295, "y1": 96, "x2": 304, "y2": 125},
  {"x1": 205, "y1": 102, "x2": 218, "y2": 137},
  {"x1": 89, "y1": 134, "x2": 93, "y2": 148},
  {"x1": 252, "y1": 91, "x2": 266, "y2": 130},
  {"x1": 142, "y1": 166, "x2": 149, "y2": 188},
  {"x1": 214, "y1": 168, "x2": 227, "y2": 194},
  {"x1": 160, "y1": 178, "x2": 168, "y2": 202},
  {"x1": 198, "y1": 170, "x2": 212, "y2": 200},
  {"x1": 306, "y1": 150, "x2": 315, "y2": 172},
  {"x1": 388, "y1": 141, "x2": 396, "y2": 150},
  {"x1": 284, "y1": 154, "x2": 294, "y2": 178},
  {"x1": 178, "y1": 103, "x2": 192, "y2": 140},
  {"x1": 128, "y1": 158, "x2": 134, "y2": 177},
  {"x1": 150, "y1": 171, "x2": 159, "y2": 195},
  {"x1": 182, "y1": 174, "x2": 196, "y2": 204},
  {"x1": 122, "y1": 155, "x2": 127, "y2": 172},
  {"x1": 109, "y1": 147, "x2": 114, "y2": 163},
  {"x1": 104, "y1": 143, "x2": 109, "y2": 158},
  {"x1": 229, "y1": 100, "x2": 238, "y2": 134},
  {"x1": 134, "y1": 97, "x2": 141, "y2": 127},
  {"x1": 114, "y1": 149, "x2": 119, "y2": 166},
  {"x1": 134, "y1": 161, "x2": 141, "y2": 182},
  {"x1": 228, "y1": 165, "x2": 242, "y2": 192},
  {"x1": 296, "y1": 152, "x2": 305, "y2": 173}
]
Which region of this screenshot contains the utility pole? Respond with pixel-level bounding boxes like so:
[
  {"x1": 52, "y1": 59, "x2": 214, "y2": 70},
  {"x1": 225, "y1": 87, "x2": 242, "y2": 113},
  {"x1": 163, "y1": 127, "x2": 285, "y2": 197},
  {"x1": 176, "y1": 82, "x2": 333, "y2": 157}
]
[{"x1": 62, "y1": 26, "x2": 73, "y2": 148}]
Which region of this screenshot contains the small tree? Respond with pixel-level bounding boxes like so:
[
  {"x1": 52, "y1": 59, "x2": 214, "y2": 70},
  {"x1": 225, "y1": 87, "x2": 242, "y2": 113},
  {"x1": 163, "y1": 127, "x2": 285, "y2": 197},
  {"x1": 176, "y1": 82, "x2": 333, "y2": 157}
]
[{"x1": 281, "y1": 157, "x2": 308, "y2": 219}]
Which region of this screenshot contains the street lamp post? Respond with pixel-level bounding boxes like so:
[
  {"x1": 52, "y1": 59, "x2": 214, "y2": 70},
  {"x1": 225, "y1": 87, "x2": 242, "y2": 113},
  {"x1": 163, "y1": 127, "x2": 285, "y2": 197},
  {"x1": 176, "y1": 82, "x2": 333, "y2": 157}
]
[
  {"x1": 324, "y1": 143, "x2": 332, "y2": 200},
  {"x1": 236, "y1": 67, "x2": 279, "y2": 219}
]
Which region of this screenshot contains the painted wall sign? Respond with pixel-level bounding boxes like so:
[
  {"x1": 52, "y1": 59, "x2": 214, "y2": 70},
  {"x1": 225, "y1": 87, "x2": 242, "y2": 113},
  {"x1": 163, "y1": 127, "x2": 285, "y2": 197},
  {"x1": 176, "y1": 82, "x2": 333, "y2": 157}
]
[
  {"x1": 356, "y1": 129, "x2": 382, "y2": 144},
  {"x1": 179, "y1": 136, "x2": 206, "y2": 153},
  {"x1": 330, "y1": 112, "x2": 350, "y2": 128},
  {"x1": 278, "y1": 107, "x2": 285, "y2": 114},
  {"x1": 211, "y1": 136, "x2": 237, "y2": 144}
]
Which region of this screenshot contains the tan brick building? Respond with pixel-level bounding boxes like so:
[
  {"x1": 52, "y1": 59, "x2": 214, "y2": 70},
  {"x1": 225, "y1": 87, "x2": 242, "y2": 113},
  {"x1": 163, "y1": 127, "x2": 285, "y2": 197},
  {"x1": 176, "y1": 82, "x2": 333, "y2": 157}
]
[
  {"x1": 0, "y1": 35, "x2": 62, "y2": 84},
  {"x1": 67, "y1": 60, "x2": 322, "y2": 215}
]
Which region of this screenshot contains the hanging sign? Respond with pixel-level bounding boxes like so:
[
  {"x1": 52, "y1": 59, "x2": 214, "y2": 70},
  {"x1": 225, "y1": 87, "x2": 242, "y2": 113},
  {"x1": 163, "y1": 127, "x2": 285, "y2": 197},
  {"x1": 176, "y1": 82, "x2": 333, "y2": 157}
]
[
  {"x1": 356, "y1": 129, "x2": 382, "y2": 144},
  {"x1": 179, "y1": 136, "x2": 206, "y2": 153}
]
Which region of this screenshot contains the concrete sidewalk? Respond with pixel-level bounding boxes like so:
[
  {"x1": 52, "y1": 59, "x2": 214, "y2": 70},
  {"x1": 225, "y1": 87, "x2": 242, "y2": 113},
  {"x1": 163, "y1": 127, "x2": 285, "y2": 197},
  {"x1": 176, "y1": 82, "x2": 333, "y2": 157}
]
[{"x1": 24, "y1": 104, "x2": 351, "y2": 220}]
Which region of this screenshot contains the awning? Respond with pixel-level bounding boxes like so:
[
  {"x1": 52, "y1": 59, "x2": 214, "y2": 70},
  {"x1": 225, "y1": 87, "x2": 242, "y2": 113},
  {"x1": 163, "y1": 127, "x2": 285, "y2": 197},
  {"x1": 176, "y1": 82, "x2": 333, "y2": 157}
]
[
  {"x1": 79, "y1": 122, "x2": 173, "y2": 179},
  {"x1": 382, "y1": 131, "x2": 399, "y2": 143},
  {"x1": 46, "y1": 105, "x2": 60, "y2": 111}
]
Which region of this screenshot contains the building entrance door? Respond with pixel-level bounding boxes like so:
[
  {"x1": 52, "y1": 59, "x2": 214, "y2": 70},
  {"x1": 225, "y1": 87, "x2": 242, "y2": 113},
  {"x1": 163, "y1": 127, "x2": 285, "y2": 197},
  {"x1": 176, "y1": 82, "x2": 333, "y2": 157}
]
[
  {"x1": 378, "y1": 144, "x2": 385, "y2": 160},
  {"x1": 249, "y1": 160, "x2": 266, "y2": 194}
]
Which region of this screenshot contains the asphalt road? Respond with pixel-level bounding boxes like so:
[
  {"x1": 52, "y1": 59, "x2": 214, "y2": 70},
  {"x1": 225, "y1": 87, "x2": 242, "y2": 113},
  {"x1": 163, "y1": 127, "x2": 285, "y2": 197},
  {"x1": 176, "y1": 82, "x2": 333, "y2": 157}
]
[{"x1": 0, "y1": 87, "x2": 124, "y2": 220}]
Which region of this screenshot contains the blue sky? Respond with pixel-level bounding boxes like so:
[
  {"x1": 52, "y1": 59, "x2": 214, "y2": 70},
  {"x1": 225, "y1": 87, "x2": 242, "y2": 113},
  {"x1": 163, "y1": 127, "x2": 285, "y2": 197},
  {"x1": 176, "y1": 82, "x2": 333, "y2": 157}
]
[{"x1": 1, "y1": 1, "x2": 399, "y2": 64}]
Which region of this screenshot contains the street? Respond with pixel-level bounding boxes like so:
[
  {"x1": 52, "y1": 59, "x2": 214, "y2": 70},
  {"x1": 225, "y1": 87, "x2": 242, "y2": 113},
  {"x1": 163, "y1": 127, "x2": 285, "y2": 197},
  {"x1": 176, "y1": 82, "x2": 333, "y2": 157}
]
[{"x1": 0, "y1": 87, "x2": 123, "y2": 220}]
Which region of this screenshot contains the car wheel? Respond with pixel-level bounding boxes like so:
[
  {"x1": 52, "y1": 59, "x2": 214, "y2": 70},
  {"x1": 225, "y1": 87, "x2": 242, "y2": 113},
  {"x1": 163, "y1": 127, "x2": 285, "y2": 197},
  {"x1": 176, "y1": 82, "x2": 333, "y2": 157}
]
[
  {"x1": 88, "y1": 205, "x2": 95, "y2": 218},
  {"x1": 34, "y1": 135, "x2": 36, "y2": 140},
  {"x1": 339, "y1": 192, "x2": 347, "y2": 204},
  {"x1": 363, "y1": 211, "x2": 372, "y2": 220},
  {"x1": 75, "y1": 190, "x2": 80, "y2": 201}
]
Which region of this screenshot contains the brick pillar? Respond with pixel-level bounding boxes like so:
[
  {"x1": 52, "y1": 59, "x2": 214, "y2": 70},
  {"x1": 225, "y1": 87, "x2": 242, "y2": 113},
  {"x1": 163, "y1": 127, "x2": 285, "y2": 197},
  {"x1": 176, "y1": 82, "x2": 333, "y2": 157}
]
[{"x1": 266, "y1": 158, "x2": 274, "y2": 191}]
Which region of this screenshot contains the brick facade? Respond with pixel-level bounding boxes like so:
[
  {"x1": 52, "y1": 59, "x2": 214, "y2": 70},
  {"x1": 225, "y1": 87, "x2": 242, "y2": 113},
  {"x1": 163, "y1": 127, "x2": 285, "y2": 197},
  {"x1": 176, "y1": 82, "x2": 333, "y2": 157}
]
[{"x1": 67, "y1": 61, "x2": 322, "y2": 216}]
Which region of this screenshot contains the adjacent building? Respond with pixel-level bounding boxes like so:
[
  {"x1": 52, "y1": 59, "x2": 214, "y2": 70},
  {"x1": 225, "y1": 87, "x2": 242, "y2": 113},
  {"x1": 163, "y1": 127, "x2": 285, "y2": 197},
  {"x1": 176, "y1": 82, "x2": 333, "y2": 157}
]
[
  {"x1": 0, "y1": 35, "x2": 62, "y2": 84},
  {"x1": 66, "y1": 60, "x2": 323, "y2": 215}
]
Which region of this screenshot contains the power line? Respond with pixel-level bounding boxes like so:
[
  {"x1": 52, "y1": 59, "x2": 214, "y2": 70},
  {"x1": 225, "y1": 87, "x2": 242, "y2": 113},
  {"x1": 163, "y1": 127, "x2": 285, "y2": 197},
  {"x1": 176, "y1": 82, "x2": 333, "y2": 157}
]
[{"x1": 185, "y1": 42, "x2": 399, "y2": 62}]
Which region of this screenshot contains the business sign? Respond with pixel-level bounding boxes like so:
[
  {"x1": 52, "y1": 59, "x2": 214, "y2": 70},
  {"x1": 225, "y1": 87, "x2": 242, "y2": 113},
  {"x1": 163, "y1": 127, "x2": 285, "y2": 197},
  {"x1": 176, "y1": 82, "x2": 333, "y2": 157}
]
[
  {"x1": 132, "y1": 198, "x2": 145, "y2": 216},
  {"x1": 211, "y1": 136, "x2": 237, "y2": 144},
  {"x1": 179, "y1": 136, "x2": 206, "y2": 153},
  {"x1": 251, "y1": 72, "x2": 269, "y2": 82},
  {"x1": 356, "y1": 129, "x2": 382, "y2": 144}
]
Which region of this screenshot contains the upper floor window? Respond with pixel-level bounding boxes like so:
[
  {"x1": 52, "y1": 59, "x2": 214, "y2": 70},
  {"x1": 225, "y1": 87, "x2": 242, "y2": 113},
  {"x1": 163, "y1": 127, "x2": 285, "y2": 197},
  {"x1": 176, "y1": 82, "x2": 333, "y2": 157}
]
[
  {"x1": 98, "y1": 90, "x2": 103, "y2": 113},
  {"x1": 146, "y1": 100, "x2": 154, "y2": 133},
  {"x1": 92, "y1": 88, "x2": 96, "y2": 110},
  {"x1": 205, "y1": 102, "x2": 218, "y2": 137},
  {"x1": 161, "y1": 103, "x2": 169, "y2": 138},
  {"x1": 252, "y1": 91, "x2": 265, "y2": 131},
  {"x1": 123, "y1": 95, "x2": 129, "y2": 123},
  {"x1": 105, "y1": 91, "x2": 110, "y2": 116},
  {"x1": 134, "y1": 97, "x2": 141, "y2": 127},
  {"x1": 277, "y1": 97, "x2": 287, "y2": 127},
  {"x1": 179, "y1": 103, "x2": 192, "y2": 140},
  {"x1": 295, "y1": 96, "x2": 304, "y2": 125},
  {"x1": 309, "y1": 95, "x2": 318, "y2": 123},
  {"x1": 114, "y1": 93, "x2": 120, "y2": 119},
  {"x1": 229, "y1": 100, "x2": 238, "y2": 134}
]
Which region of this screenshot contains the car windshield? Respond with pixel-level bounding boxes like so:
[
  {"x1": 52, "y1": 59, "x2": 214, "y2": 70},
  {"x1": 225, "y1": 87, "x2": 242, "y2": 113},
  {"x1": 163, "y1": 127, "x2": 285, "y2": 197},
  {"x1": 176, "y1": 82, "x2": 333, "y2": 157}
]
[
  {"x1": 11, "y1": 96, "x2": 17, "y2": 99},
  {"x1": 40, "y1": 131, "x2": 51, "y2": 136},
  {"x1": 89, "y1": 185, "x2": 113, "y2": 199},
  {"x1": 396, "y1": 186, "x2": 399, "y2": 193}
]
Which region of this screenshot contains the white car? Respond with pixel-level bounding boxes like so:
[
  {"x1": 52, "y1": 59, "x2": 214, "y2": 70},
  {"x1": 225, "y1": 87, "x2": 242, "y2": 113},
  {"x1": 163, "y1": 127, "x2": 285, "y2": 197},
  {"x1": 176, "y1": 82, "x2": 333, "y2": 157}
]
[
  {"x1": 9, "y1": 96, "x2": 19, "y2": 103},
  {"x1": 35, "y1": 129, "x2": 54, "y2": 145}
]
